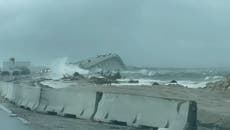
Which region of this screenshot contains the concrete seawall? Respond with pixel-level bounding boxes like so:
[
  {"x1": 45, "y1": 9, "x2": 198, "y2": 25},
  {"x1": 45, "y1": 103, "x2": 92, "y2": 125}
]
[{"x1": 0, "y1": 81, "x2": 197, "y2": 130}]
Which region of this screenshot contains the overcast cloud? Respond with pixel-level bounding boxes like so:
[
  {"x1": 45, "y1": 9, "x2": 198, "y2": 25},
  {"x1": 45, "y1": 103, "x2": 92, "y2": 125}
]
[{"x1": 0, "y1": 0, "x2": 230, "y2": 67}]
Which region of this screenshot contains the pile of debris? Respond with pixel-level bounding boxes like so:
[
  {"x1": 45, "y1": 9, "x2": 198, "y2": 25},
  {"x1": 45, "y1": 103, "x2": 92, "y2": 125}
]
[
  {"x1": 205, "y1": 76, "x2": 230, "y2": 91},
  {"x1": 62, "y1": 72, "x2": 85, "y2": 81},
  {"x1": 166, "y1": 80, "x2": 186, "y2": 88},
  {"x1": 88, "y1": 71, "x2": 121, "y2": 85}
]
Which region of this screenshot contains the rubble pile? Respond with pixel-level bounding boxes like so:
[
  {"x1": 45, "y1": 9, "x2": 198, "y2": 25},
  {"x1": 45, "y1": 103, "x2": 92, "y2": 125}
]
[
  {"x1": 88, "y1": 71, "x2": 121, "y2": 85},
  {"x1": 62, "y1": 72, "x2": 85, "y2": 81},
  {"x1": 205, "y1": 76, "x2": 230, "y2": 91}
]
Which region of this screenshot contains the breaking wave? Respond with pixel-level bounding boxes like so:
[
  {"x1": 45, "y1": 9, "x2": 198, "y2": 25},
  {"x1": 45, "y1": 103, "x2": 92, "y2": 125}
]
[
  {"x1": 114, "y1": 77, "x2": 223, "y2": 88},
  {"x1": 49, "y1": 57, "x2": 89, "y2": 79},
  {"x1": 118, "y1": 68, "x2": 224, "y2": 88}
]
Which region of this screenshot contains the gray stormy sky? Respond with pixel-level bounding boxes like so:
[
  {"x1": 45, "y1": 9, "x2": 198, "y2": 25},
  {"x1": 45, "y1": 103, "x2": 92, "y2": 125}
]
[{"x1": 0, "y1": 0, "x2": 230, "y2": 67}]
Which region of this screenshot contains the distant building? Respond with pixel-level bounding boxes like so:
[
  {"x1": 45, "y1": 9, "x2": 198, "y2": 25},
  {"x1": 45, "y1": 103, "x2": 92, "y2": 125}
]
[
  {"x1": 2, "y1": 58, "x2": 31, "y2": 72},
  {"x1": 72, "y1": 54, "x2": 126, "y2": 72}
]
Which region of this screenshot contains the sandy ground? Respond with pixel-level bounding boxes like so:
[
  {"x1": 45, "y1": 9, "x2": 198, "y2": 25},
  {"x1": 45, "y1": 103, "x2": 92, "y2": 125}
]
[
  {"x1": 1, "y1": 83, "x2": 230, "y2": 130},
  {"x1": 0, "y1": 104, "x2": 31, "y2": 130}
]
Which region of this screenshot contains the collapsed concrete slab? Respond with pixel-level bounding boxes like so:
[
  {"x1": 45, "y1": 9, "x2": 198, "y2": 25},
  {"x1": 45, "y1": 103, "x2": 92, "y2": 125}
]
[{"x1": 72, "y1": 54, "x2": 126, "y2": 71}]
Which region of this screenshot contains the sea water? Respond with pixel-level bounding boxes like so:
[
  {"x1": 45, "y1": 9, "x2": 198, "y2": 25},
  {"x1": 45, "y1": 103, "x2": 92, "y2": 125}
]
[{"x1": 114, "y1": 68, "x2": 225, "y2": 88}]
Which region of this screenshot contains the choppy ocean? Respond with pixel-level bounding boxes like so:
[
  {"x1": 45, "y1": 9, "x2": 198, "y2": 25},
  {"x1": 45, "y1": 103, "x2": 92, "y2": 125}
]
[
  {"x1": 114, "y1": 67, "x2": 226, "y2": 88},
  {"x1": 48, "y1": 58, "x2": 227, "y2": 88}
]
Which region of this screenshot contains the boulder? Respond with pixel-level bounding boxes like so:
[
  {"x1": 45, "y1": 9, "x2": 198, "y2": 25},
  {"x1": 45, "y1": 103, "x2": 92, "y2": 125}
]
[
  {"x1": 128, "y1": 80, "x2": 139, "y2": 83},
  {"x1": 152, "y1": 82, "x2": 160, "y2": 85},
  {"x1": 170, "y1": 80, "x2": 177, "y2": 84}
]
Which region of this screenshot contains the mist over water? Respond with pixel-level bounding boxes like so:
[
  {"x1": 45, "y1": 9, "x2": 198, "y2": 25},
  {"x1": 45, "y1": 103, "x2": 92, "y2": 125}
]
[{"x1": 48, "y1": 57, "x2": 89, "y2": 80}]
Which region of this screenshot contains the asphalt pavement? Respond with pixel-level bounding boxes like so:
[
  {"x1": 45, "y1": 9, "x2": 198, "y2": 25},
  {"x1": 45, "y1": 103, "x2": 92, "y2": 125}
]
[{"x1": 0, "y1": 104, "x2": 31, "y2": 130}]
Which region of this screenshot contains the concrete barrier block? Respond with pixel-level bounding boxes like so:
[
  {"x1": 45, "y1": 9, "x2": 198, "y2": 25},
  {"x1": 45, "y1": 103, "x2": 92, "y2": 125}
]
[
  {"x1": 36, "y1": 87, "x2": 64, "y2": 113},
  {"x1": 4, "y1": 82, "x2": 14, "y2": 101},
  {"x1": 36, "y1": 87, "x2": 97, "y2": 120},
  {"x1": 13, "y1": 84, "x2": 41, "y2": 110},
  {"x1": 62, "y1": 88, "x2": 97, "y2": 119},
  {"x1": 0, "y1": 82, "x2": 8, "y2": 97},
  {"x1": 94, "y1": 93, "x2": 197, "y2": 130}
]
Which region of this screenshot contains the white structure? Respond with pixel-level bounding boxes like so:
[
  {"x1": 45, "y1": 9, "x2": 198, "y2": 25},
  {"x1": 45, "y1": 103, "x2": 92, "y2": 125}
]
[{"x1": 73, "y1": 54, "x2": 126, "y2": 71}]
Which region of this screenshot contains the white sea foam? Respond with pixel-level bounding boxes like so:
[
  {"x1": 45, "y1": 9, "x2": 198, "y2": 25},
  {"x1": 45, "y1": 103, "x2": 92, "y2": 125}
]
[
  {"x1": 114, "y1": 76, "x2": 223, "y2": 88},
  {"x1": 176, "y1": 80, "x2": 208, "y2": 88},
  {"x1": 114, "y1": 78, "x2": 167, "y2": 86},
  {"x1": 122, "y1": 69, "x2": 156, "y2": 76},
  {"x1": 48, "y1": 57, "x2": 89, "y2": 80},
  {"x1": 204, "y1": 76, "x2": 223, "y2": 81}
]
